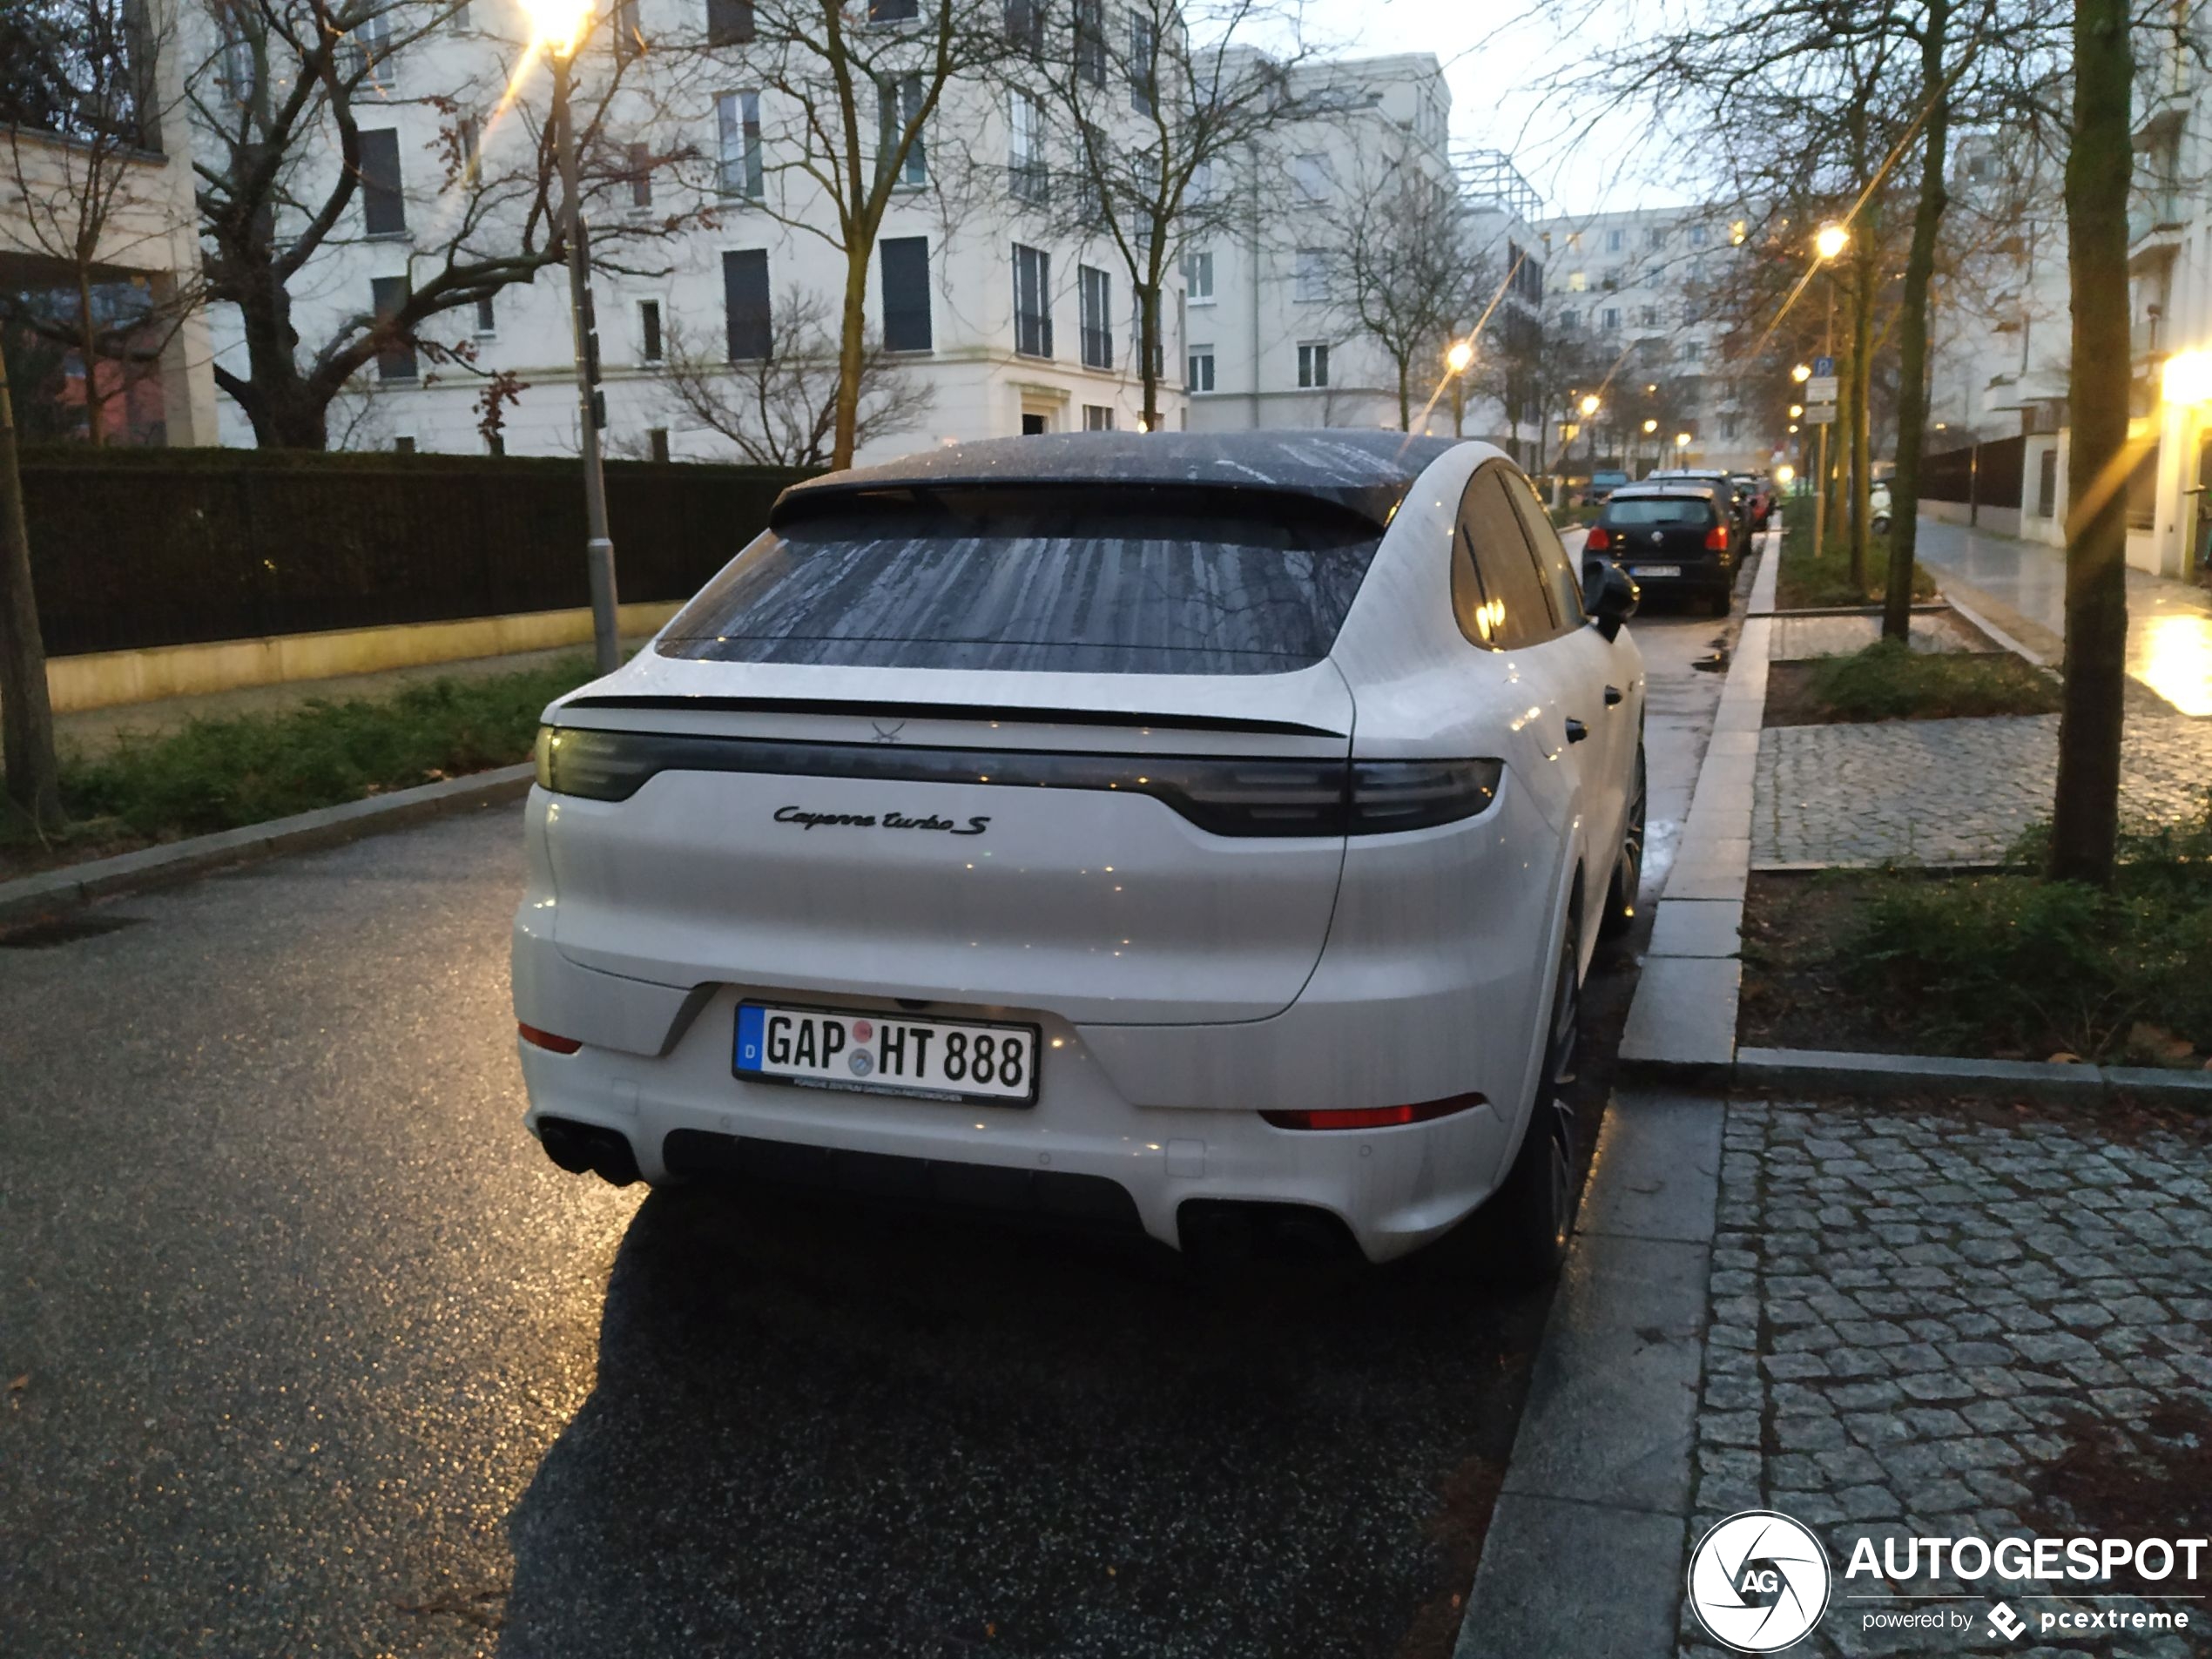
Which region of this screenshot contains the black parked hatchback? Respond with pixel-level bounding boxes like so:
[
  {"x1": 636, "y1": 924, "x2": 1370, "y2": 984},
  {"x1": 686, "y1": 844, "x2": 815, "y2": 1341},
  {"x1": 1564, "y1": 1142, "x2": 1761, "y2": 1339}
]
[{"x1": 1583, "y1": 484, "x2": 1737, "y2": 615}]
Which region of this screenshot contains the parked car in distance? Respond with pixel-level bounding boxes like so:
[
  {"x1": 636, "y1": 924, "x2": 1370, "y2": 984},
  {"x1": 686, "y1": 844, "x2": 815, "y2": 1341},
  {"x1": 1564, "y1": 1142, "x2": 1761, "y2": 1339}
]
[
  {"x1": 1871, "y1": 480, "x2": 1892, "y2": 535},
  {"x1": 1732, "y1": 474, "x2": 1775, "y2": 531},
  {"x1": 513, "y1": 432, "x2": 1649, "y2": 1285},
  {"x1": 1583, "y1": 482, "x2": 1738, "y2": 615},
  {"x1": 1646, "y1": 468, "x2": 1752, "y2": 540},
  {"x1": 1580, "y1": 469, "x2": 1632, "y2": 506}
]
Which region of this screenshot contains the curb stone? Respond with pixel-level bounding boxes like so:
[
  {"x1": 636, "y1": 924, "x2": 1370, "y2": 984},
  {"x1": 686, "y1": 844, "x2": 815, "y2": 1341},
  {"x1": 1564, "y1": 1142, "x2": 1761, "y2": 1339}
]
[{"x1": 0, "y1": 763, "x2": 535, "y2": 931}]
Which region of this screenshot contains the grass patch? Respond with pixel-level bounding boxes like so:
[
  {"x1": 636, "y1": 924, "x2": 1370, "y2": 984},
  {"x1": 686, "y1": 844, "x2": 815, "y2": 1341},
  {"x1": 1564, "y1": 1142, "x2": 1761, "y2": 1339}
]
[
  {"x1": 1, "y1": 656, "x2": 592, "y2": 874},
  {"x1": 1774, "y1": 507, "x2": 1938, "y2": 609},
  {"x1": 1742, "y1": 802, "x2": 2212, "y2": 1065},
  {"x1": 1784, "y1": 637, "x2": 2062, "y2": 723}
]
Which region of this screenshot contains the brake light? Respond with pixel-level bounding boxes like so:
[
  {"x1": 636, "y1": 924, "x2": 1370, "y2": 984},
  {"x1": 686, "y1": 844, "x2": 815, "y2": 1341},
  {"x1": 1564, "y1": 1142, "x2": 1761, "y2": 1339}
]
[
  {"x1": 1585, "y1": 524, "x2": 1611, "y2": 552},
  {"x1": 1705, "y1": 523, "x2": 1729, "y2": 551},
  {"x1": 1261, "y1": 1094, "x2": 1487, "y2": 1130},
  {"x1": 519, "y1": 1022, "x2": 583, "y2": 1054}
]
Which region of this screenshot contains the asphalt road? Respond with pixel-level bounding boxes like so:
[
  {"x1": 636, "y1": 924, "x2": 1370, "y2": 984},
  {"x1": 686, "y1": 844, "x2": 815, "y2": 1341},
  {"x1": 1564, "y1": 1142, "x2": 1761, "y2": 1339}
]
[{"x1": 0, "y1": 594, "x2": 1737, "y2": 1659}]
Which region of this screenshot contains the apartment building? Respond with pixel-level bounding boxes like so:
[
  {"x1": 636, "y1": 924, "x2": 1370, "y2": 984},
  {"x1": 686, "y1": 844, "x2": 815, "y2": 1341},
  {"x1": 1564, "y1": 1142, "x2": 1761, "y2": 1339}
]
[
  {"x1": 199, "y1": 0, "x2": 1182, "y2": 462},
  {"x1": 1532, "y1": 203, "x2": 1764, "y2": 473},
  {"x1": 1184, "y1": 55, "x2": 1543, "y2": 445}
]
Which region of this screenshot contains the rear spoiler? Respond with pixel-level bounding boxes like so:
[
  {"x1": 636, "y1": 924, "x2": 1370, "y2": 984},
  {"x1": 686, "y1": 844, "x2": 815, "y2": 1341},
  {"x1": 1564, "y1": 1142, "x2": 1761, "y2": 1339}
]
[{"x1": 558, "y1": 693, "x2": 1346, "y2": 740}]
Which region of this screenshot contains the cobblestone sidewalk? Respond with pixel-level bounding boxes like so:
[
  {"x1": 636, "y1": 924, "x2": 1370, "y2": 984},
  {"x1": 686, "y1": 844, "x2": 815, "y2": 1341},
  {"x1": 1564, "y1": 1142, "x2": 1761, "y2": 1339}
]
[
  {"x1": 1683, "y1": 1098, "x2": 2212, "y2": 1657},
  {"x1": 1753, "y1": 711, "x2": 2212, "y2": 867}
]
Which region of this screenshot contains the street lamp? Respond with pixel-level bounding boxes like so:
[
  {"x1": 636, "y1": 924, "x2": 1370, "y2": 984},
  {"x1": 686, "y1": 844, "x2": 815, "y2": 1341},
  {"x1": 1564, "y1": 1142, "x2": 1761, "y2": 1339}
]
[
  {"x1": 523, "y1": 0, "x2": 620, "y2": 675},
  {"x1": 1578, "y1": 394, "x2": 1601, "y2": 417},
  {"x1": 1445, "y1": 339, "x2": 1475, "y2": 375},
  {"x1": 1444, "y1": 338, "x2": 1474, "y2": 437},
  {"x1": 1675, "y1": 431, "x2": 1692, "y2": 451},
  {"x1": 1642, "y1": 418, "x2": 1657, "y2": 434},
  {"x1": 1814, "y1": 223, "x2": 1850, "y2": 260},
  {"x1": 1791, "y1": 363, "x2": 1812, "y2": 383},
  {"x1": 1789, "y1": 403, "x2": 1804, "y2": 419}
]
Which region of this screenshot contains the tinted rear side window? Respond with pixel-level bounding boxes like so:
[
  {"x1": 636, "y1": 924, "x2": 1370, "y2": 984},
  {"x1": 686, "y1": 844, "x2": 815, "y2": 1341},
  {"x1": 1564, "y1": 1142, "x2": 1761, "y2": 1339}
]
[
  {"x1": 658, "y1": 485, "x2": 1384, "y2": 675},
  {"x1": 1608, "y1": 498, "x2": 1717, "y2": 526}
]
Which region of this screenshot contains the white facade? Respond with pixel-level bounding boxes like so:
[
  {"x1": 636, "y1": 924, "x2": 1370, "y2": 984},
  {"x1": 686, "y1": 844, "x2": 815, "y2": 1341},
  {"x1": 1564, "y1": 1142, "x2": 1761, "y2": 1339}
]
[
  {"x1": 1532, "y1": 203, "x2": 1763, "y2": 474},
  {"x1": 199, "y1": 0, "x2": 1183, "y2": 463}
]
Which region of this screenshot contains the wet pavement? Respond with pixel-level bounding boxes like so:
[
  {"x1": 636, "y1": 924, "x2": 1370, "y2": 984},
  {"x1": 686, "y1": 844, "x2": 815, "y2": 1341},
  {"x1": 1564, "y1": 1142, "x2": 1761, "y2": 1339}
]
[
  {"x1": 1913, "y1": 518, "x2": 2212, "y2": 718},
  {"x1": 1, "y1": 605, "x2": 1736, "y2": 1659}
]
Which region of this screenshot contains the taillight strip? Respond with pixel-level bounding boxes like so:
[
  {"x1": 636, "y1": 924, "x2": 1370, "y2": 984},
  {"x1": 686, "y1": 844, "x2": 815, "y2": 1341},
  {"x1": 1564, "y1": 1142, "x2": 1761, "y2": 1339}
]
[{"x1": 1261, "y1": 1094, "x2": 1487, "y2": 1131}]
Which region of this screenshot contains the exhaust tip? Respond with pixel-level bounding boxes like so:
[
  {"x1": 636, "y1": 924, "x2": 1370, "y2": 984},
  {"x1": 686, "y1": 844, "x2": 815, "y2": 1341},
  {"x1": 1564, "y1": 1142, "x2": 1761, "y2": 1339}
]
[{"x1": 536, "y1": 1117, "x2": 642, "y2": 1187}]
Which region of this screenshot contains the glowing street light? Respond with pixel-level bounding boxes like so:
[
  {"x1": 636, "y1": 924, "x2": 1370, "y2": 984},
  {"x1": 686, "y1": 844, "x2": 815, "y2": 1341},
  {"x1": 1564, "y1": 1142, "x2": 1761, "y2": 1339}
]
[
  {"x1": 1814, "y1": 223, "x2": 1850, "y2": 260},
  {"x1": 1675, "y1": 431, "x2": 1692, "y2": 449},
  {"x1": 1579, "y1": 394, "x2": 1601, "y2": 417},
  {"x1": 1445, "y1": 339, "x2": 1475, "y2": 374},
  {"x1": 520, "y1": 0, "x2": 618, "y2": 672},
  {"x1": 1791, "y1": 363, "x2": 1812, "y2": 383},
  {"x1": 1790, "y1": 403, "x2": 1804, "y2": 418},
  {"x1": 1775, "y1": 463, "x2": 1797, "y2": 488},
  {"x1": 2163, "y1": 350, "x2": 2212, "y2": 406},
  {"x1": 1642, "y1": 418, "x2": 1658, "y2": 434}
]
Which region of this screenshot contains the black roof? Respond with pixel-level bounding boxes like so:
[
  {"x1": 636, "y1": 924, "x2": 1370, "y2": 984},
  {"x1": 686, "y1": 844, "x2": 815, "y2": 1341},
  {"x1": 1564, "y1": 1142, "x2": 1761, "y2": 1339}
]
[{"x1": 771, "y1": 430, "x2": 1463, "y2": 530}]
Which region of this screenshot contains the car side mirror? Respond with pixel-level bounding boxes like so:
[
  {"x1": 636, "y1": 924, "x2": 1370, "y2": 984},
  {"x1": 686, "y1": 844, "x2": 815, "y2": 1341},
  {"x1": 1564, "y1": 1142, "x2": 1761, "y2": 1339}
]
[{"x1": 1583, "y1": 557, "x2": 1640, "y2": 641}]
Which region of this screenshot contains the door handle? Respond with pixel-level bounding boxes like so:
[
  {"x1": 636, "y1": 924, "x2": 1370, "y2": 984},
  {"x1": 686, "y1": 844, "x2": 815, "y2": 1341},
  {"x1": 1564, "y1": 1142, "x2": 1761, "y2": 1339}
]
[
  {"x1": 1603, "y1": 685, "x2": 1624, "y2": 706},
  {"x1": 1565, "y1": 718, "x2": 1590, "y2": 744}
]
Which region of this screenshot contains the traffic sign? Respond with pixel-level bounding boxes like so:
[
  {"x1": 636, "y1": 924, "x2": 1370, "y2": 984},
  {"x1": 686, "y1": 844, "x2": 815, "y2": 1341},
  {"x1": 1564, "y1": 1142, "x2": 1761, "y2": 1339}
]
[
  {"x1": 1812, "y1": 354, "x2": 1835, "y2": 377},
  {"x1": 1805, "y1": 375, "x2": 1838, "y2": 401},
  {"x1": 1804, "y1": 403, "x2": 1837, "y2": 425}
]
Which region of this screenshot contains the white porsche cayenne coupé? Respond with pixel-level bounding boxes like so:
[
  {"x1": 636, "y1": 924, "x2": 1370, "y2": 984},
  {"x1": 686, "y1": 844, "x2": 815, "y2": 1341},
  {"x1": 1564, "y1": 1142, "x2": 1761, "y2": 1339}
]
[{"x1": 513, "y1": 432, "x2": 1645, "y2": 1281}]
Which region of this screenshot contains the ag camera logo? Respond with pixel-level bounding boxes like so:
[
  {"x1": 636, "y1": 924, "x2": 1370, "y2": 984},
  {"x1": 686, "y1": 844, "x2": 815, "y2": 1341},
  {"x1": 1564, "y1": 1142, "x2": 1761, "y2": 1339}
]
[{"x1": 1688, "y1": 1510, "x2": 1832, "y2": 1651}]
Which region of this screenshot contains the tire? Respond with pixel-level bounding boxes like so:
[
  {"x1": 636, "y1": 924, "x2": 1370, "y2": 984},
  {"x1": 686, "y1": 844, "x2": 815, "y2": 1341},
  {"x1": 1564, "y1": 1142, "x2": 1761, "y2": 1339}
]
[
  {"x1": 1478, "y1": 904, "x2": 1583, "y2": 1287},
  {"x1": 1710, "y1": 583, "x2": 1734, "y2": 617},
  {"x1": 1600, "y1": 744, "x2": 1647, "y2": 941}
]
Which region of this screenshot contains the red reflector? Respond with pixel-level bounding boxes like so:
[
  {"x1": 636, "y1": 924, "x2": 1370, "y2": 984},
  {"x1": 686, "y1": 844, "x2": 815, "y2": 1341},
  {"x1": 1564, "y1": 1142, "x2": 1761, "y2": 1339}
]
[
  {"x1": 1705, "y1": 523, "x2": 1729, "y2": 550},
  {"x1": 1584, "y1": 524, "x2": 1611, "y2": 551},
  {"x1": 518, "y1": 1022, "x2": 583, "y2": 1055},
  {"x1": 1261, "y1": 1094, "x2": 1486, "y2": 1131}
]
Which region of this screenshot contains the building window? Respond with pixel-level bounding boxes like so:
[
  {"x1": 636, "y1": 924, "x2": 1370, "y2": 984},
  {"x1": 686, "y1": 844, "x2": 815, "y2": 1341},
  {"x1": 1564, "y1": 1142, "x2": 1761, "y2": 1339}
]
[
  {"x1": 723, "y1": 248, "x2": 772, "y2": 361},
  {"x1": 474, "y1": 294, "x2": 496, "y2": 336},
  {"x1": 371, "y1": 276, "x2": 415, "y2": 381},
  {"x1": 613, "y1": 0, "x2": 644, "y2": 59},
  {"x1": 880, "y1": 235, "x2": 933, "y2": 351},
  {"x1": 1649, "y1": 226, "x2": 1666, "y2": 249},
  {"x1": 395, "y1": 435, "x2": 417, "y2": 452},
  {"x1": 1005, "y1": 0, "x2": 1044, "y2": 51},
  {"x1": 1083, "y1": 403, "x2": 1115, "y2": 430},
  {"x1": 626, "y1": 141, "x2": 653, "y2": 207},
  {"x1": 448, "y1": 2, "x2": 471, "y2": 31},
  {"x1": 1013, "y1": 242, "x2": 1053, "y2": 357},
  {"x1": 1722, "y1": 414, "x2": 1739, "y2": 440},
  {"x1": 1184, "y1": 249, "x2": 1213, "y2": 304},
  {"x1": 1008, "y1": 90, "x2": 1048, "y2": 202},
  {"x1": 1605, "y1": 227, "x2": 1624, "y2": 252},
  {"x1": 639, "y1": 299, "x2": 664, "y2": 361},
  {"x1": 1187, "y1": 346, "x2": 1214, "y2": 391},
  {"x1": 1682, "y1": 339, "x2": 1703, "y2": 361},
  {"x1": 1559, "y1": 307, "x2": 1578, "y2": 330},
  {"x1": 717, "y1": 91, "x2": 763, "y2": 197},
  {"x1": 459, "y1": 117, "x2": 481, "y2": 178},
  {"x1": 1294, "y1": 247, "x2": 1326, "y2": 304},
  {"x1": 1600, "y1": 307, "x2": 1620, "y2": 331},
  {"x1": 1638, "y1": 305, "x2": 1657, "y2": 327},
  {"x1": 648, "y1": 427, "x2": 671, "y2": 462},
  {"x1": 348, "y1": 12, "x2": 395, "y2": 90},
  {"x1": 869, "y1": 0, "x2": 919, "y2": 19},
  {"x1": 1129, "y1": 12, "x2": 1157, "y2": 115},
  {"x1": 1689, "y1": 224, "x2": 1710, "y2": 246},
  {"x1": 1292, "y1": 153, "x2": 1329, "y2": 202},
  {"x1": 360, "y1": 129, "x2": 405, "y2": 235},
  {"x1": 1565, "y1": 270, "x2": 1587, "y2": 293},
  {"x1": 877, "y1": 72, "x2": 926, "y2": 186},
  {"x1": 1297, "y1": 341, "x2": 1328, "y2": 388},
  {"x1": 1074, "y1": 0, "x2": 1105, "y2": 84},
  {"x1": 1078, "y1": 264, "x2": 1113, "y2": 368},
  {"x1": 705, "y1": 0, "x2": 754, "y2": 44}
]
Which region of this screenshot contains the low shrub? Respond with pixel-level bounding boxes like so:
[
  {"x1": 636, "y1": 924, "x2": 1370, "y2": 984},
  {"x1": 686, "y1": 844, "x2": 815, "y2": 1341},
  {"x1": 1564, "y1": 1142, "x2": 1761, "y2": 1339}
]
[{"x1": 1804, "y1": 638, "x2": 2061, "y2": 722}]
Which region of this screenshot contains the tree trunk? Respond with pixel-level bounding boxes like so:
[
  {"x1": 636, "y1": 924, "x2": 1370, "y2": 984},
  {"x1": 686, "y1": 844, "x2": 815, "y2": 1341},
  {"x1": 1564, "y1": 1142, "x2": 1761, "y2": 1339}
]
[
  {"x1": 1846, "y1": 248, "x2": 1875, "y2": 590},
  {"x1": 1137, "y1": 282, "x2": 1161, "y2": 432},
  {"x1": 226, "y1": 264, "x2": 334, "y2": 449},
  {"x1": 1398, "y1": 361, "x2": 1412, "y2": 431},
  {"x1": 831, "y1": 244, "x2": 868, "y2": 468},
  {"x1": 1885, "y1": 0, "x2": 1953, "y2": 641},
  {"x1": 0, "y1": 342, "x2": 63, "y2": 833},
  {"x1": 2049, "y1": 0, "x2": 2134, "y2": 886},
  {"x1": 77, "y1": 273, "x2": 106, "y2": 448}
]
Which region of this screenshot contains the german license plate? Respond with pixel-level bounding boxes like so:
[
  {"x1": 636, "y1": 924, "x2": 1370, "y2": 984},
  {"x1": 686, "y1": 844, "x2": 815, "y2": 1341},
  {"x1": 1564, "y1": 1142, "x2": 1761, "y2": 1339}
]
[
  {"x1": 734, "y1": 1002, "x2": 1040, "y2": 1104},
  {"x1": 1630, "y1": 563, "x2": 1682, "y2": 577}
]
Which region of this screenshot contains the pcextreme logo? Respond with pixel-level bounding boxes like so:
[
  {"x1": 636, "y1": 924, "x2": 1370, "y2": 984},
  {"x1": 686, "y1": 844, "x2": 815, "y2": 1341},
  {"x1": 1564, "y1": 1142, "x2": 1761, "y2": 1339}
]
[{"x1": 1687, "y1": 1510, "x2": 1832, "y2": 1652}]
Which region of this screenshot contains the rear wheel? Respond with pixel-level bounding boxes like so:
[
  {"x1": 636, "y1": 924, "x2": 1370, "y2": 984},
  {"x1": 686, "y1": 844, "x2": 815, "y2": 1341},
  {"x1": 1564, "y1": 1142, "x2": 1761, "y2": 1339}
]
[
  {"x1": 1710, "y1": 583, "x2": 1734, "y2": 617},
  {"x1": 1600, "y1": 744, "x2": 1647, "y2": 941},
  {"x1": 1476, "y1": 905, "x2": 1582, "y2": 1287}
]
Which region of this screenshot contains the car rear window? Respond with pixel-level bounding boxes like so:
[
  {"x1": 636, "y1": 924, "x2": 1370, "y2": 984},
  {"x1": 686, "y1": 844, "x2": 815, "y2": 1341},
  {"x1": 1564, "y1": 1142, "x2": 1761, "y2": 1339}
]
[
  {"x1": 1607, "y1": 498, "x2": 1716, "y2": 527},
  {"x1": 657, "y1": 484, "x2": 1384, "y2": 675}
]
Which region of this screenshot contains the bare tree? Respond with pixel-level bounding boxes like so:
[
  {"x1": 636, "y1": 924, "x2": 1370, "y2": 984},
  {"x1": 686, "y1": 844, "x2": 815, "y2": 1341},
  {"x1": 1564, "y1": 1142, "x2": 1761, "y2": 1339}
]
[
  {"x1": 1322, "y1": 149, "x2": 1475, "y2": 430},
  {"x1": 186, "y1": 0, "x2": 695, "y2": 448},
  {"x1": 701, "y1": 0, "x2": 1004, "y2": 468},
  {"x1": 0, "y1": 336, "x2": 61, "y2": 833},
  {"x1": 1, "y1": 0, "x2": 203, "y2": 447},
  {"x1": 653, "y1": 286, "x2": 933, "y2": 466},
  {"x1": 1020, "y1": 0, "x2": 1325, "y2": 432}
]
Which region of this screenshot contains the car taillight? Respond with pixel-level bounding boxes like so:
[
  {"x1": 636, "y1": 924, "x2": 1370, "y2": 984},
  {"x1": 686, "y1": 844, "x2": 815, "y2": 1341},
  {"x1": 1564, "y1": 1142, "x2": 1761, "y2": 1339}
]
[
  {"x1": 1585, "y1": 524, "x2": 1611, "y2": 551},
  {"x1": 1262, "y1": 1094, "x2": 1487, "y2": 1130},
  {"x1": 1347, "y1": 759, "x2": 1502, "y2": 834},
  {"x1": 1705, "y1": 523, "x2": 1729, "y2": 551},
  {"x1": 518, "y1": 1022, "x2": 583, "y2": 1054}
]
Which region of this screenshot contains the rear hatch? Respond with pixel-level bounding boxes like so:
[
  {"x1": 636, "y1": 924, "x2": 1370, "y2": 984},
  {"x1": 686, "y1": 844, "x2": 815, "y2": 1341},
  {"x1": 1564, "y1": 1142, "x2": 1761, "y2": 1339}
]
[
  {"x1": 1596, "y1": 495, "x2": 1723, "y2": 567},
  {"x1": 536, "y1": 481, "x2": 1381, "y2": 1026}
]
